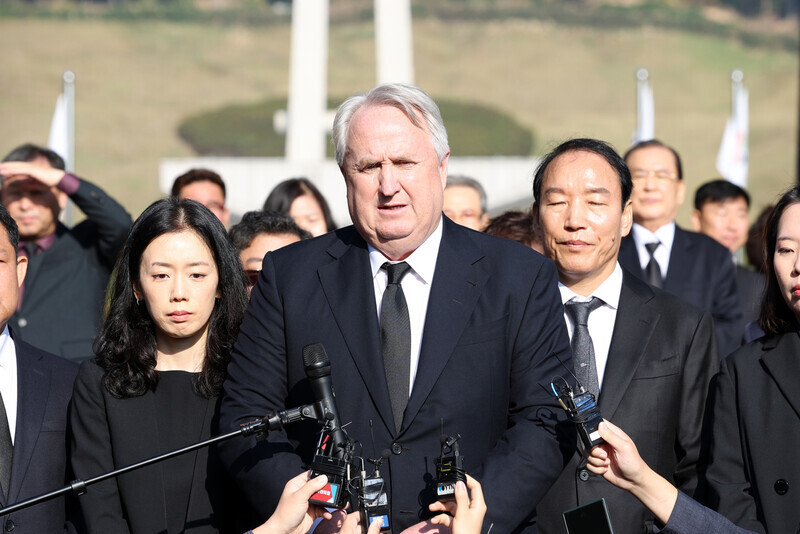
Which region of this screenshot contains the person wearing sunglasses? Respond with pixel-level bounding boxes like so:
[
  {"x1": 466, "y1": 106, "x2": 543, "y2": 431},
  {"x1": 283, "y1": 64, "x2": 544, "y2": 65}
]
[{"x1": 229, "y1": 210, "x2": 312, "y2": 295}]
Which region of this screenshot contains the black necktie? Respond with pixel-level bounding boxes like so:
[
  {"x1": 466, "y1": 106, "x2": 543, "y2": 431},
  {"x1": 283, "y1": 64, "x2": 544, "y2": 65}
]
[
  {"x1": 645, "y1": 242, "x2": 663, "y2": 288},
  {"x1": 380, "y1": 262, "x2": 412, "y2": 433},
  {"x1": 21, "y1": 242, "x2": 39, "y2": 259},
  {"x1": 564, "y1": 297, "x2": 604, "y2": 397},
  {"x1": 0, "y1": 392, "x2": 13, "y2": 500}
]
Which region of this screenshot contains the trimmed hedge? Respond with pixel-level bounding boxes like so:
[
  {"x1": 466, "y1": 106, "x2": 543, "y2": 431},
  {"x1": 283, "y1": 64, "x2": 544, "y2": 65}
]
[{"x1": 178, "y1": 96, "x2": 534, "y2": 157}]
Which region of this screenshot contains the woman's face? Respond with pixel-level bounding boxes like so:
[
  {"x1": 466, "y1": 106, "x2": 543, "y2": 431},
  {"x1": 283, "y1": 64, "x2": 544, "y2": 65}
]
[
  {"x1": 289, "y1": 194, "x2": 327, "y2": 237},
  {"x1": 134, "y1": 230, "x2": 220, "y2": 346},
  {"x1": 774, "y1": 202, "x2": 800, "y2": 322}
]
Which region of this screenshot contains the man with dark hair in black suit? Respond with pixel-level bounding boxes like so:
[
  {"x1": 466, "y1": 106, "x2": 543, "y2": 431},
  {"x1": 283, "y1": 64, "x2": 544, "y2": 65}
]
[
  {"x1": 533, "y1": 138, "x2": 718, "y2": 533},
  {"x1": 0, "y1": 143, "x2": 132, "y2": 361},
  {"x1": 618, "y1": 140, "x2": 742, "y2": 356},
  {"x1": 692, "y1": 179, "x2": 765, "y2": 328},
  {"x1": 0, "y1": 202, "x2": 79, "y2": 533}
]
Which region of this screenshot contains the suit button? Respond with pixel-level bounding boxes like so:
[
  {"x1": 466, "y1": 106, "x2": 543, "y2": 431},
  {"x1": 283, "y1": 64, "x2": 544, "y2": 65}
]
[
  {"x1": 578, "y1": 469, "x2": 590, "y2": 481},
  {"x1": 5, "y1": 519, "x2": 14, "y2": 531},
  {"x1": 775, "y1": 479, "x2": 789, "y2": 495},
  {"x1": 391, "y1": 442, "x2": 403, "y2": 455},
  {"x1": 16, "y1": 318, "x2": 26, "y2": 328}
]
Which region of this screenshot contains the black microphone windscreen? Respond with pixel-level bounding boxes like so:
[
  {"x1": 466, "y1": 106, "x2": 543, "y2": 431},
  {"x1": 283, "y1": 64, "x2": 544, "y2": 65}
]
[
  {"x1": 381, "y1": 449, "x2": 391, "y2": 460},
  {"x1": 303, "y1": 343, "x2": 331, "y2": 379}
]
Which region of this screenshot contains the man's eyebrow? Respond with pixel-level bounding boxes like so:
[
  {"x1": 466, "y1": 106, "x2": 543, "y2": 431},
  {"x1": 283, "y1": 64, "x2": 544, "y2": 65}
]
[{"x1": 586, "y1": 187, "x2": 611, "y2": 195}]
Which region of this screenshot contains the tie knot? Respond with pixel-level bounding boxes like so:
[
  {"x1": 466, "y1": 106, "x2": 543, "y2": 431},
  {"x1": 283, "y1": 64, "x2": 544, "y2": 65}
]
[
  {"x1": 383, "y1": 261, "x2": 412, "y2": 285},
  {"x1": 564, "y1": 297, "x2": 603, "y2": 326},
  {"x1": 21, "y1": 241, "x2": 39, "y2": 258},
  {"x1": 645, "y1": 242, "x2": 660, "y2": 257}
]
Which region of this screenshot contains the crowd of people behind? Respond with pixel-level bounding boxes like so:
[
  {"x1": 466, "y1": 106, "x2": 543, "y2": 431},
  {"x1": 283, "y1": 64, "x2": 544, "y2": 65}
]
[{"x1": 0, "y1": 81, "x2": 794, "y2": 534}]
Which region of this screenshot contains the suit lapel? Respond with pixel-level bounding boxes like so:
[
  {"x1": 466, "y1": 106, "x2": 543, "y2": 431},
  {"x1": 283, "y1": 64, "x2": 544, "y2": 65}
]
[
  {"x1": 18, "y1": 225, "x2": 68, "y2": 312},
  {"x1": 618, "y1": 235, "x2": 644, "y2": 279},
  {"x1": 402, "y1": 220, "x2": 488, "y2": 431},
  {"x1": 663, "y1": 226, "x2": 691, "y2": 293},
  {"x1": 7, "y1": 343, "x2": 47, "y2": 505},
  {"x1": 599, "y1": 272, "x2": 660, "y2": 420},
  {"x1": 760, "y1": 332, "x2": 800, "y2": 421},
  {"x1": 317, "y1": 232, "x2": 395, "y2": 432}
]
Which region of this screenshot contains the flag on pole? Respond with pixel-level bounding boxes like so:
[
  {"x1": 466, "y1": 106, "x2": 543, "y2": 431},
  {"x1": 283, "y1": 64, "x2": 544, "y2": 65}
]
[
  {"x1": 632, "y1": 68, "x2": 654, "y2": 145},
  {"x1": 47, "y1": 93, "x2": 71, "y2": 170},
  {"x1": 716, "y1": 82, "x2": 749, "y2": 188}
]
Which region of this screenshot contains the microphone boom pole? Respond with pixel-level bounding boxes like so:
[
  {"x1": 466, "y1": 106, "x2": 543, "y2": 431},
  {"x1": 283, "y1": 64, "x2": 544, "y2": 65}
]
[{"x1": 0, "y1": 402, "x2": 324, "y2": 517}]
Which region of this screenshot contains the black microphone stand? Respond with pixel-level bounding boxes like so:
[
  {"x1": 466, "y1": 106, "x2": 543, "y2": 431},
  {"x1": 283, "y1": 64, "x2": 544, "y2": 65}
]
[{"x1": 0, "y1": 401, "x2": 326, "y2": 517}]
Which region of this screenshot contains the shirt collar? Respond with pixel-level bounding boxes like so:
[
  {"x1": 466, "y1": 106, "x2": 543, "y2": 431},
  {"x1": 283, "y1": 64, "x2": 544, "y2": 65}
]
[
  {"x1": 0, "y1": 325, "x2": 13, "y2": 369},
  {"x1": 632, "y1": 221, "x2": 675, "y2": 251},
  {"x1": 558, "y1": 262, "x2": 623, "y2": 310},
  {"x1": 368, "y1": 216, "x2": 443, "y2": 285},
  {"x1": 18, "y1": 232, "x2": 56, "y2": 254}
]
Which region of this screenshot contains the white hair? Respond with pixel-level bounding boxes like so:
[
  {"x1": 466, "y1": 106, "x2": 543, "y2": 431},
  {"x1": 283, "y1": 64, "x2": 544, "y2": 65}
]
[{"x1": 332, "y1": 83, "x2": 450, "y2": 167}]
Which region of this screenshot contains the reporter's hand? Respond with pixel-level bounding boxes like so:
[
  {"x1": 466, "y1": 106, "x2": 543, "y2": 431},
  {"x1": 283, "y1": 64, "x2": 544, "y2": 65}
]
[
  {"x1": 309, "y1": 509, "x2": 349, "y2": 534},
  {"x1": 426, "y1": 474, "x2": 486, "y2": 534},
  {"x1": 0, "y1": 161, "x2": 66, "y2": 187},
  {"x1": 585, "y1": 420, "x2": 647, "y2": 491},
  {"x1": 338, "y1": 511, "x2": 384, "y2": 534},
  {"x1": 586, "y1": 420, "x2": 678, "y2": 525},
  {"x1": 252, "y1": 471, "x2": 331, "y2": 534}
]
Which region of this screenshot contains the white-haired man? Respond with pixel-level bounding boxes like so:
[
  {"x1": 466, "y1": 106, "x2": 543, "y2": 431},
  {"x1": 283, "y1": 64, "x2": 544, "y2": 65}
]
[{"x1": 220, "y1": 83, "x2": 572, "y2": 533}]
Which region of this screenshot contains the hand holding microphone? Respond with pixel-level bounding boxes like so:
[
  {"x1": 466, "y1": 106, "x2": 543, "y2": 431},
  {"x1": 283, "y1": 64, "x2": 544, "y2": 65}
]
[{"x1": 252, "y1": 471, "x2": 332, "y2": 534}]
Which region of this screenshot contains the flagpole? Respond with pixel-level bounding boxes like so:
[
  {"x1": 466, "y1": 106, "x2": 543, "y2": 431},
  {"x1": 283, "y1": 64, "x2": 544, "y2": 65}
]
[
  {"x1": 63, "y1": 70, "x2": 76, "y2": 226},
  {"x1": 636, "y1": 67, "x2": 648, "y2": 139},
  {"x1": 730, "y1": 69, "x2": 743, "y2": 118}
]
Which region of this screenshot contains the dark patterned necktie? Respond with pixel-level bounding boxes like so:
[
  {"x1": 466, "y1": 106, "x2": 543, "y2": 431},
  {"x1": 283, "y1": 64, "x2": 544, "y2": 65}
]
[
  {"x1": 381, "y1": 262, "x2": 412, "y2": 433},
  {"x1": 21, "y1": 242, "x2": 40, "y2": 259},
  {"x1": 0, "y1": 392, "x2": 13, "y2": 500},
  {"x1": 645, "y1": 242, "x2": 663, "y2": 288},
  {"x1": 564, "y1": 297, "x2": 604, "y2": 396}
]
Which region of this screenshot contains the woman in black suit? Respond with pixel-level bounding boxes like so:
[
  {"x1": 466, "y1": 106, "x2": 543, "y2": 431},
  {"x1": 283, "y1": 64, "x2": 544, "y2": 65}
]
[
  {"x1": 69, "y1": 198, "x2": 248, "y2": 533},
  {"x1": 702, "y1": 186, "x2": 800, "y2": 533}
]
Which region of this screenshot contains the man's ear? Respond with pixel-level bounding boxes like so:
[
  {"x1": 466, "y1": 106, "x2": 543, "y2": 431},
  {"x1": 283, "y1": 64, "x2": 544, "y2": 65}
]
[
  {"x1": 621, "y1": 199, "x2": 634, "y2": 238},
  {"x1": 691, "y1": 209, "x2": 702, "y2": 232},
  {"x1": 16, "y1": 255, "x2": 27, "y2": 288},
  {"x1": 438, "y1": 152, "x2": 450, "y2": 190},
  {"x1": 479, "y1": 212, "x2": 490, "y2": 231}
]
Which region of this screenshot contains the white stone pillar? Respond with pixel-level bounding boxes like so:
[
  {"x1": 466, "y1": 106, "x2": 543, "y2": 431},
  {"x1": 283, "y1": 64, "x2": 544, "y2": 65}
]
[
  {"x1": 285, "y1": 0, "x2": 329, "y2": 163},
  {"x1": 374, "y1": 0, "x2": 414, "y2": 85}
]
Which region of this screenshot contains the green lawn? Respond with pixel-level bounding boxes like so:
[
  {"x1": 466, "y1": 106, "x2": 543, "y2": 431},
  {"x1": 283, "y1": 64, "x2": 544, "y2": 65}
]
[{"x1": 1, "y1": 15, "x2": 797, "y2": 223}]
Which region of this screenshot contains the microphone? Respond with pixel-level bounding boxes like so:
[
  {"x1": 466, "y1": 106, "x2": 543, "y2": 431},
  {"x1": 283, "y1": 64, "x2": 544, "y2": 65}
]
[
  {"x1": 302, "y1": 343, "x2": 348, "y2": 459},
  {"x1": 548, "y1": 352, "x2": 604, "y2": 451},
  {"x1": 303, "y1": 343, "x2": 352, "y2": 509}
]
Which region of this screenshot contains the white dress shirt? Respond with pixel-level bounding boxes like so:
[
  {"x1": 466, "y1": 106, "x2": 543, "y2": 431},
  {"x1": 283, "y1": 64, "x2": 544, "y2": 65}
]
[
  {"x1": 369, "y1": 218, "x2": 443, "y2": 397},
  {"x1": 0, "y1": 326, "x2": 18, "y2": 444},
  {"x1": 558, "y1": 263, "x2": 623, "y2": 391},
  {"x1": 632, "y1": 222, "x2": 676, "y2": 280}
]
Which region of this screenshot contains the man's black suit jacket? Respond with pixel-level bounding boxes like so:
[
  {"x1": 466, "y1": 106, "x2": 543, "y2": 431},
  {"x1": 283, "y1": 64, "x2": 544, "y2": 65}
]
[
  {"x1": 10, "y1": 179, "x2": 131, "y2": 361},
  {"x1": 536, "y1": 271, "x2": 719, "y2": 533},
  {"x1": 220, "y1": 218, "x2": 574, "y2": 533},
  {"x1": 619, "y1": 226, "x2": 742, "y2": 357},
  {"x1": 0, "y1": 330, "x2": 78, "y2": 534}
]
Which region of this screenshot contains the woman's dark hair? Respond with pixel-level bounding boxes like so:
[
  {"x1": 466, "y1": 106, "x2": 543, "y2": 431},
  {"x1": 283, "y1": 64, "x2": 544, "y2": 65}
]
[
  {"x1": 95, "y1": 198, "x2": 248, "y2": 399},
  {"x1": 759, "y1": 186, "x2": 800, "y2": 336},
  {"x1": 263, "y1": 178, "x2": 337, "y2": 233}
]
